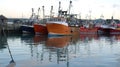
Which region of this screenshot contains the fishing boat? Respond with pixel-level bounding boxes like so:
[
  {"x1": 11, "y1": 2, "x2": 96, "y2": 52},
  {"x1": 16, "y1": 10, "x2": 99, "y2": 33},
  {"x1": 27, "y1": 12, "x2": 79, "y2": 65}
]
[
  {"x1": 46, "y1": 16, "x2": 71, "y2": 36},
  {"x1": 97, "y1": 24, "x2": 111, "y2": 34},
  {"x1": 20, "y1": 25, "x2": 34, "y2": 34},
  {"x1": 80, "y1": 21, "x2": 99, "y2": 34},
  {"x1": 110, "y1": 21, "x2": 120, "y2": 34},
  {"x1": 80, "y1": 27, "x2": 98, "y2": 34},
  {"x1": 33, "y1": 6, "x2": 48, "y2": 35},
  {"x1": 110, "y1": 24, "x2": 120, "y2": 34},
  {"x1": 20, "y1": 8, "x2": 40, "y2": 34},
  {"x1": 97, "y1": 16, "x2": 120, "y2": 34},
  {"x1": 46, "y1": 1, "x2": 73, "y2": 36},
  {"x1": 34, "y1": 19, "x2": 48, "y2": 35},
  {"x1": 34, "y1": 24, "x2": 47, "y2": 35},
  {"x1": 109, "y1": 17, "x2": 120, "y2": 34}
]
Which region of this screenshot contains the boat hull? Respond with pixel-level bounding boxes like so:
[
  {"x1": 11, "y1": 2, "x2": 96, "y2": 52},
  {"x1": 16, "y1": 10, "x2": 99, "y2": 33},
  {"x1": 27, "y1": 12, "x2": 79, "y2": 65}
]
[
  {"x1": 80, "y1": 27, "x2": 98, "y2": 34},
  {"x1": 97, "y1": 25, "x2": 115, "y2": 34},
  {"x1": 110, "y1": 28, "x2": 120, "y2": 34},
  {"x1": 34, "y1": 24, "x2": 48, "y2": 35},
  {"x1": 20, "y1": 25, "x2": 34, "y2": 34},
  {"x1": 46, "y1": 23, "x2": 71, "y2": 36}
]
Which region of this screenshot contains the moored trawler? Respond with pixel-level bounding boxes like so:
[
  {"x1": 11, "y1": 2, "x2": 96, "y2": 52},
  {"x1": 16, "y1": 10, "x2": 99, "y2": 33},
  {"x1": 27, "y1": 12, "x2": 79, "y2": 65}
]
[
  {"x1": 80, "y1": 21, "x2": 99, "y2": 34},
  {"x1": 110, "y1": 28, "x2": 120, "y2": 34},
  {"x1": 20, "y1": 8, "x2": 40, "y2": 34},
  {"x1": 20, "y1": 25, "x2": 34, "y2": 34},
  {"x1": 46, "y1": 1, "x2": 72, "y2": 36},
  {"x1": 95, "y1": 16, "x2": 120, "y2": 35},
  {"x1": 109, "y1": 20, "x2": 120, "y2": 34},
  {"x1": 34, "y1": 19, "x2": 48, "y2": 34},
  {"x1": 46, "y1": 17, "x2": 72, "y2": 36},
  {"x1": 80, "y1": 27, "x2": 98, "y2": 34},
  {"x1": 33, "y1": 6, "x2": 48, "y2": 35},
  {"x1": 34, "y1": 23, "x2": 48, "y2": 35}
]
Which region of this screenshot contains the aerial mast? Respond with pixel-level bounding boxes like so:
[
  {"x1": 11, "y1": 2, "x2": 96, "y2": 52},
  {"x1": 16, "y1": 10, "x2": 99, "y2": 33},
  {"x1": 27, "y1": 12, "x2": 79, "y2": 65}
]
[
  {"x1": 50, "y1": 6, "x2": 53, "y2": 18},
  {"x1": 37, "y1": 7, "x2": 40, "y2": 19},
  {"x1": 42, "y1": 6, "x2": 45, "y2": 18},
  {"x1": 58, "y1": 1, "x2": 61, "y2": 17},
  {"x1": 68, "y1": 0, "x2": 72, "y2": 15},
  {"x1": 30, "y1": 8, "x2": 34, "y2": 19}
]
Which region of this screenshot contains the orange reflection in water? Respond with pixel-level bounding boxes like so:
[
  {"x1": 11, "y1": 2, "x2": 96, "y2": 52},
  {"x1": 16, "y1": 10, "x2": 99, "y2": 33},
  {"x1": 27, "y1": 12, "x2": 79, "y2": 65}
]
[
  {"x1": 46, "y1": 36, "x2": 71, "y2": 48},
  {"x1": 110, "y1": 34, "x2": 120, "y2": 40},
  {"x1": 33, "y1": 35, "x2": 47, "y2": 45},
  {"x1": 80, "y1": 34, "x2": 99, "y2": 41}
]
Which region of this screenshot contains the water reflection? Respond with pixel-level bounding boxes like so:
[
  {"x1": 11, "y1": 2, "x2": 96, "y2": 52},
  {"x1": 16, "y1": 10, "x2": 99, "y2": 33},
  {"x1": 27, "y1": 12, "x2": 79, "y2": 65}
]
[
  {"x1": 1, "y1": 34, "x2": 120, "y2": 67},
  {"x1": 0, "y1": 33, "x2": 16, "y2": 67},
  {"x1": 110, "y1": 34, "x2": 120, "y2": 41},
  {"x1": 80, "y1": 34, "x2": 99, "y2": 41},
  {"x1": 21, "y1": 34, "x2": 35, "y2": 45},
  {"x1": 46, "y1": 36, "x2": 71, "y2": 48},
  {"x1": 0, "y1": 35, "x2": 7, "y2": 50},
  {"x1": 20, "y1": 34, "x2": 79, "y2": 67},
  {"x1": 45, "y1": 36, "x2": 71, "y2": 64},
  {"x1": 6, "y1": 41, "x2": 15, "y2": 67},
  {"x1": 33, "y1": 35, "x2": 48, "y2": 45}
]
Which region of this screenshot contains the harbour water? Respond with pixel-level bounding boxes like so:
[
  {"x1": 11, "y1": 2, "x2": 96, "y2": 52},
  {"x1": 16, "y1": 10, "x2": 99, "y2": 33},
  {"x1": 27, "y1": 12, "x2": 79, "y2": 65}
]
[{"x1": 0, "y1": 34, "x2": 120, "y2": 67}]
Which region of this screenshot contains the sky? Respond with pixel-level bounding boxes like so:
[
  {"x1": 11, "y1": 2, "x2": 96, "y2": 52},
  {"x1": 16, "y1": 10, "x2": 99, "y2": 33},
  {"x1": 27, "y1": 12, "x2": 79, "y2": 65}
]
[{"x1": 0, "y1": 0, "x2": 120, "y2": 19}]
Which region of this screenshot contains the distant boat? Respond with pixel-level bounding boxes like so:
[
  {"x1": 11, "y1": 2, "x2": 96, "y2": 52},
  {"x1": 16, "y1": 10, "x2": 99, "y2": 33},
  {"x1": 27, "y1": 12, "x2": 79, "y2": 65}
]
[
  {"x1": 20, "y1": 8, "x2": 40, "y2": 34},
  {"x1": 20, "y1": 25, "x2": 34, "y2": 34},
  {"x1": 108, "y1": 16, "x2": 120, "y2": 34},
  {"x1": 97, "y1": 16, "x2": 119, "y2": 34},
  {"x1": 80, "y1": 21, "x2": 98, "y2": 34},
  {"x1": 80, "y1": 27, "x2": 98, "y2": 34},
  {"x1": 46, "y1": 17, "x2": 72, "y2": 36},
  {"x1": 20, "y1": 21, "x2": 35, "y2": 34},
  {"x1": 110, "y1": 23, "x2": 120, "y2": 34}
]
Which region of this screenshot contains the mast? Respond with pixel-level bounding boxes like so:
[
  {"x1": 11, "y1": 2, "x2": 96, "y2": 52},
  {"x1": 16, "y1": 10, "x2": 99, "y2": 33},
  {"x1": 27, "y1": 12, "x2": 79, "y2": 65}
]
[
  {"x1": 42, "y1": 6, "x2": 45, "y2": 18},
  {"x1": 37, "y1": 7, "x2": 40, "y2": 19},
  {"x1": 89, "y1": 10, "x2": 92, "y2": 20},
  {"x1": 58, "y1": 1, "x2": 61, "y2": 17},
  {"x1": 68, "y1": 0, "x2": 72, "y2": 15},
  {"x1": 100, "y1": 14, "x2": 104, "y2": 19},
  {"x1": 50, "y1": 6, "x2": 53, "y2": 18},
  {"x1": 32, "y1": 8, "x2": 34, "y2": 17},
  {"x1": 79, "y1": 13, "x2": 81, "y2": 19},
  {"x1": 30, "y1": 8, "x2": 34, "y2": 19}
]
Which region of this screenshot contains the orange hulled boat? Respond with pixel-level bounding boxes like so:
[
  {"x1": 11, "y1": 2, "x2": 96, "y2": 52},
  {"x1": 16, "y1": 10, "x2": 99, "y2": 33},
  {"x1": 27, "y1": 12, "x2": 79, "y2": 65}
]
[
  {"x1": 34, "y1": 23, "x2": 48, "y2": 35},
  {"x1": 33, "y1": 6, "x2": 48, "y2": 35},
  {"x1": 46, "y1": 1, "x2": 73, "y2": 36},
  {"x1": 46, "y1": 17, "x2": 71, "y2": 36}
]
